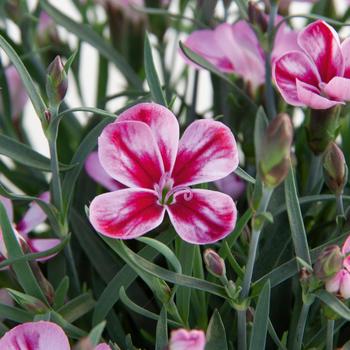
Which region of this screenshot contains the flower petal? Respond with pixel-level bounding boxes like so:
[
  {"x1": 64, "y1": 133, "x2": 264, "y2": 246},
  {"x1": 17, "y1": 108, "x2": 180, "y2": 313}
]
[
  {"x1": 28, "y1": 238, "x2": 61, "y2": 262},
  {"x1": 341, "y1": 37, "x2": 350, "y2": 78},
  {"x1": 89, "y1": 188, "x2": 165, "y2": 239},
  {"x1": 182, "y1": 27, "x2": 234, "y2": 72},
  {"x1": 85, "y1": 151, "x2": 125, "y2": 191},
  {"x1": 325, "y1": 270, "x2": 343, "y2": 293},
  {"x1": 98, "y1": 121, "x2": 164, "y2": 189},
  {"x1": 323, "y1": 76, "x2": 350, "y2": 101},
  {"x1": 340, "y1": 270, "x2": 350, "y2": 299},
  {"x1": 0, "y1": 196, "x2": 13, "y2": 222},
  {"x1": 172, "y1": 120, "x2": 238, "y2": 187},
  {"x1": 16, "y1": 192, "x2": 50, "y2": 237},
  {"x1": 342, "y1": 235, "x2": 350, "y2": 255},
  {"x1": 95, "y1": 344, "x2": 112, "y2": 350},
  {"x1": 215, "y1": 21, "x2": 265, "y2": 89},
  {"x1": 0, "y1": 321, "x2": 70, "y2": 350},
  {"x1": 298, "y1": 20, "x2": 344, "y2": 82},
  {"x1": 214, "y1": 172, "x2": 246, "y2": 200},
  {"x1": 169, "y1": 329, "x2": 206, "y2": 350},
  {"x1": 273, "y1": 51, "x2": 320, "y2": 106},
  {"x1": 296, "y1": 79, "x2": 343, "y2": 109},
  {"x1": 117, "y1": 103, "x2": 179, "y2": 173},
  {"x1": 167, "y1": 189, "x2": 237, "y2": 244}
]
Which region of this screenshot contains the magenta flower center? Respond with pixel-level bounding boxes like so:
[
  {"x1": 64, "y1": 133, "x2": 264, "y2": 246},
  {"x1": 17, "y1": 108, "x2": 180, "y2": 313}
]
[{"x1": 154, "y1": 172, "x2": 193, "y2": 205}]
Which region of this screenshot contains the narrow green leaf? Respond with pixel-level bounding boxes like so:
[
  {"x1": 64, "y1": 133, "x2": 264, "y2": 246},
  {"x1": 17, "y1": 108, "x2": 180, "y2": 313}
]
[
  {"x1": 284, "y1": 165, "x2": 312, "y2": 266},
  {"x1": 235, "y1": 167, "x2": 256, "y2": 184},
  {"x1": 0, "y1": 303, "x2": 32, "y2": 323},
  {"x1": 0, "y1": 134, "x2": 72, "y2": 172},
  {"x1": 314, "y1": 289, "x2": 350, "y2": 320},
  {"x1": 0, "y1": 202, "x2": 47, "y2": 302},
  {"x1": 57, "y1": 293, "x2": 95, "y2": 322},
  {"x1": 53, "y1": 276, "x2": 69, "y2": 309},
  {"x1": 144, "y1": 32, "x2": 167, "y2": 106},
  {"x1": 249, "y1": 281, "x2": 271, "y2": 350},
  {"x1": 156, "y1": 307, "x2": 168, "y2": 350},
  {"x1": 205, "y1": 309, "x2": 228, "y2": 350},
  {"x1": 0, "y1": 34, "x2": 47, "y2": 125},
  {"x1": 104, "y1": 239, "x2": 227, "y2": 298},
  {"x1": 40, "y1": 0, "x2": 142, "y2": 89},
  {"x1": 119, "y1": 287, "x2": 181, "y2": 327},
  {"x1": 51, "y1": 311, "x2": 87, "y2": 339},
  {"x1": 176, "y1": 240, "x2": 195, "y2": 324},
  {"x1": 88, "y1": 321, "x2": 106, "y2": 346},
  {"x1": 92, "y1": 229, "x2": 175, "y2": 325}
]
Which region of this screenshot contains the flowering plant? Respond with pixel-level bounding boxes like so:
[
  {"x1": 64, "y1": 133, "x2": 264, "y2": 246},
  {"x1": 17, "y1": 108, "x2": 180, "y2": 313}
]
[{"x1": 1, "y1": 0, "x2": 350, "y2": 349}]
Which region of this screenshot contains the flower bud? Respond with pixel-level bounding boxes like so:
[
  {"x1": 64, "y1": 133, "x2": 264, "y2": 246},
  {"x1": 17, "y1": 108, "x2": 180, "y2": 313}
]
[
  {"x1": 36, "y1": 11, "x2": 60, "y2": 47},
  {"x1": 46, "y1": 56, "x2": 68, "y2": 107},
  {"x1": 203, "y1": 249, "x2": 226, "y2": 277},
  {"x1": 323, "y1": 142, "x2": 347, "y2": 195},
  {"x1": 248, "y1": 2, "x2": 268, "y2": 33},
  {"x1": 259, "y1": 113, "x2": 293, "y2": 187},
  {"x1": 314, "y1": 245, "x2": 343, "y2": 281}
]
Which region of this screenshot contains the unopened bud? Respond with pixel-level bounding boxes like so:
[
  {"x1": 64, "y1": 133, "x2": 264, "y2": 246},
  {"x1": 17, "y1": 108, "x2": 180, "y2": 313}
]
[
  {"x1": 153, "y1": 278, "x2": 171, "y2": 304},
  {"x1": 36, "y1": 11, "x2": 60, "y2": 47},
  {"x1": 314, "y1": 245, "x2": 343, "y2": 281},
  {"x1": 307, "y1": 106, "x2": 341, "y2": 155},
  {"x1": 46, "y1": 56, "x2": 68, "y2": 107},
  {"x1": 203, "y1": 249, "x2": 226, "y2": 277},
  {"x1": 323, "y1": 142, "x2": 347, "y2": 195},
  {"x1": 259, "y1": 113, "x2": 293, "y2": 187},
  {"x1": 248, "y1": 2, "x2": 268, "y2": 33},
  {"x1": 4, "y1": 0, "x2": 22, "y2": 23}
]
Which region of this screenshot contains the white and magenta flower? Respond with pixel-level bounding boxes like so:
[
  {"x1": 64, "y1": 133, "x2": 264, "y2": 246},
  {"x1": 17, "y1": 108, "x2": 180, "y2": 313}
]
[
  {"x1": 0, "y1": 193, "x2": 60, "y2": 263},
  {"x1": 0, "y1": 321, "x2": 111, "y2": 350},
  {"x1": 182, "y1": 18, "x2": 298, "y2": 90},
  {"x1": 274, "y1": 20, "x2": 350, "y2": 109},
  {"x1": 89, "y1": 102, "x2": 238, "y2": 244},
  {"x1": 326, "y1": 236, "x2": 350, "y2": 299},
  {"x1": 169, "y1": 329, "x2": 206, "y2": 350}
]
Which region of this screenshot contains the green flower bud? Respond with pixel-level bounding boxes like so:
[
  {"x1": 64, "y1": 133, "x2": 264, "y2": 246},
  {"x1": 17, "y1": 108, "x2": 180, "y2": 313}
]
[
  {"x1": 323, "y1": 142, "x2": 347, "y2": 195},
  {"x1": 314, "y1": 245, "x2": 343, "y2": 281},
  {"x1": 307, "y1": 106, "x2": 341, "y2": 155},
  {"x1": 248, "y1": 2, "x2": 268, "y2": 33},
  {"x1": 203, "y1": 249, "x2": 226, "y2": 277},
  {"x1": 259, "y1": 113, "x2": 293, "y2": 187},
  {"x1": 46, "y1": 56, "x2": 68, "y2": 107}
]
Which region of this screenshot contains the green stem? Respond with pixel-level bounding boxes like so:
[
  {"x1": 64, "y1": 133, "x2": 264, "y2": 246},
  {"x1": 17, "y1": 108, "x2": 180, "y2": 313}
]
[
  {"x1": 237, "y1": 186, "x2": 273, "y2": 350},
  {"x1": 326, "y1": 319, "x2": 334, "y2": 350},
  {"x1": 47, "y1": 115, "x2": 64, "y2": 217},
  {"x1": 293, "y1": 302, "x2": 311, "y2": 350},
  {"x1": 336, "y1": 194, "x2": 345, "y2": 217}
]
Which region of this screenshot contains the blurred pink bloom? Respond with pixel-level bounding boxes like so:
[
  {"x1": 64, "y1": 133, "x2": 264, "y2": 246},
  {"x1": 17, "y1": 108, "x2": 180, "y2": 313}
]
[
  {"x1": 0, "y1": 193, "x2": 60, "y2": 263},
  {"x1": 182, "y1": 17, "x2": 298, "y2": 90},
  {"x1": 0, "y1": 65, "x2": 28, "y2": 119},
  {"x1": 0, "y1": 321, "x2": 111, "y2": 350},
  {"x1": 274, "y1": 20, "x2": 350, "y2": 109},
  {"x1": 85, "y1": 151, "x2": 125, "y2": 191},
  {"x1": 0, "y1": 321, "x2": 70, "y2": 350},
  {"x1": 215, "y1": 172, "x2": 246, "y2": 199},
  {"x1": 169, "y1": 329, "x2": 206, "y2": 350},
  {"x1": 326, "y1": 236, "x2": 350, "y2": 299},
  {"x1": 89, "y1": 102, "x2": 238, "y2": 244}
]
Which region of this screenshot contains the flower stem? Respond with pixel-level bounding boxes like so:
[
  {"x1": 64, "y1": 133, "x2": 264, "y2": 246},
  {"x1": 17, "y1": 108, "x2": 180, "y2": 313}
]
[
  {"x1": 237, "y1": 186, "x2": 273, "y2": 350},
  {"x1": 326, "y1": 319, "x2": 334, "y2": 350}
]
